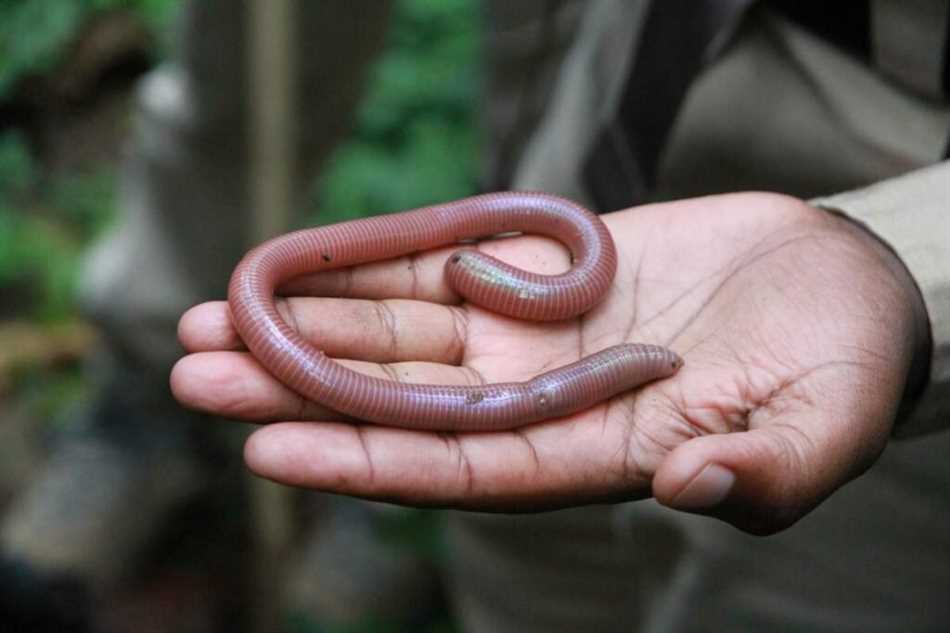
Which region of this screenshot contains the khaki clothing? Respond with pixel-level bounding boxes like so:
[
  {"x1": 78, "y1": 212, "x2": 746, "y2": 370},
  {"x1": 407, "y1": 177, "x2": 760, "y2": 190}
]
[{"x1": 75, "y1": 1, "x2": 950, "y2": 632}]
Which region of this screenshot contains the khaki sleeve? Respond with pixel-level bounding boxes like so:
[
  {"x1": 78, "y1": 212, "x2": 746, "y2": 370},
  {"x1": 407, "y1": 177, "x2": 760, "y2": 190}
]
[{"x1": 812, "y1": 160, "x2": 950, "y2": 437}]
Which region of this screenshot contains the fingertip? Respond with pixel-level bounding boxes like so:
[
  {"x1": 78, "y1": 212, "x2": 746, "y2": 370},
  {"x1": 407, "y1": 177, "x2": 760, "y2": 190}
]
[
  {"x1": 244, "y1": 425, "x2": 283, "y2": 479},
  {"x1": 177, "y1": 303, "x2": 206, "y2": 351},
  {"x1": 653, "y1": 428, "x2": 828, "y2": 535},
  {"x1": 168, "y1": 353, "x2": 218, "y2": 414},
  {"x1": 244, "y1": 424, "x2": 319, "y2": 485},
  {"x1": 178, "y1": 301, "x2": 240, "y2": 351},
  {"x1": 653, "y1": 439, "x2": 734, "y2": 510},
  {"x1": 243, "y1": 423, "x2": 369, "y2": 490},
  {"x1": 657, "y1": 461, "x2": 735, "y2": 511},
  {"x1": 169, "y1": 356, "x2": 188, "y2": 403},
  {"x1": 168, "y1": 351, "x2": 260, "y2": 418}
]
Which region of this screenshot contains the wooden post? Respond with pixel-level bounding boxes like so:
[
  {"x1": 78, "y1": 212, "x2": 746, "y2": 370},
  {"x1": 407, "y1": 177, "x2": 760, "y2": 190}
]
[{"x1": 247, "y1": 1, "x2": 296, "y2": 631}]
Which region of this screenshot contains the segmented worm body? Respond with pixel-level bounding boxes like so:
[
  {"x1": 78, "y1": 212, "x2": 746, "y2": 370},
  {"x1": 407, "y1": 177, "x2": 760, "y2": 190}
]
[{"x1": 228, "y1": 192, "x2": 681, "y2": 431}]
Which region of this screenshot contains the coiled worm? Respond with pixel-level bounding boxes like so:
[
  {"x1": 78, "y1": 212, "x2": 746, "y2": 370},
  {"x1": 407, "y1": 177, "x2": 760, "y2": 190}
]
[{"x1": 228, "y1": 192, "x2": 681, "y2": 431}]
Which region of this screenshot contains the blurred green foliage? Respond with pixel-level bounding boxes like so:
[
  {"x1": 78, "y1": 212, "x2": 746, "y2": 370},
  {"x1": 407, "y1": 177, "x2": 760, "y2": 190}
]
[
  {"x1": 0, "y1": 131, "x2": 116, "y2": 322},
  {"x1": 310, "y1": 0, "x2": 483, "y2": 222},
  {"x1": 0, "y1": 0, "x2": 172, "y2": 323},
  {"x1": 1, "y1": 0, "x2": 482, "y2": 320},
  {"x1": 0, "y1": 0, "x2": 174, "y2": 98},
  {"x1": 0, "y1": 129, "x2": 111, "y2": 431},
  {"x1": 0, "y1": 2, "x2": 475, "y2": 629}
]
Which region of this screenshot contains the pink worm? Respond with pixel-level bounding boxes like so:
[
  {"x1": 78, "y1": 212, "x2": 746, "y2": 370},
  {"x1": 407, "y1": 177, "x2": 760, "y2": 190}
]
[{"x1": 228, "y1": 192, "x2": 681, "y2": 431}]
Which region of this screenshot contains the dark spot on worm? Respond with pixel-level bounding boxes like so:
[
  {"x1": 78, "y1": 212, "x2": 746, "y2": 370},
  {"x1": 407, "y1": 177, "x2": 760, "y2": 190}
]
[
  {"x1": 450, "y1": 253, "x2": 462, "y2": 264},
  {"x1": 465, "y1": 392, "x2": 484, "y2": 405},
  {"x1": 321, "y1": 252, "x2": 332, "y2": 262}
]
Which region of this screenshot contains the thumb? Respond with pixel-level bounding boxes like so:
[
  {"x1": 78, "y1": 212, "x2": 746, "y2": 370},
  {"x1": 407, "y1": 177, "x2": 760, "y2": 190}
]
[{"x1": 651, "y1": 414, "x2": 886, "y2": 535}]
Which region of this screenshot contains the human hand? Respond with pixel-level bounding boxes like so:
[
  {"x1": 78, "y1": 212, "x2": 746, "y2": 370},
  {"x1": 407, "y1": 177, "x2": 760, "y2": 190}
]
[{"x1": 171, "y1": 192, "x2": 929, "y2": 534}]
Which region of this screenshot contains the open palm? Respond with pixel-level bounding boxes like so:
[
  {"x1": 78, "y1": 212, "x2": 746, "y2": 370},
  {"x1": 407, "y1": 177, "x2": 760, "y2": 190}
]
[{"x1": 172, "y1": 192, "x2": 926, "y2": 533}]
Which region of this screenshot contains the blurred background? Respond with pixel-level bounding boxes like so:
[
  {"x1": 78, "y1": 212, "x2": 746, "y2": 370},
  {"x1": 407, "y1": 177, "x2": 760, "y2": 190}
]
[
  {"x1": 0, "y1": 0, "x2": 484, "y2": 631},
  {"x1": 5, "y1": 2, "x2": 949, "y2": 633}
]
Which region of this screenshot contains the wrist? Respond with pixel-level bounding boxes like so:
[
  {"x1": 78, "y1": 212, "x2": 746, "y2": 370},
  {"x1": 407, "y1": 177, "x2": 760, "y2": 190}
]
[{"x1": 816, "y1": 206, "x2": 933, "y2": 427}]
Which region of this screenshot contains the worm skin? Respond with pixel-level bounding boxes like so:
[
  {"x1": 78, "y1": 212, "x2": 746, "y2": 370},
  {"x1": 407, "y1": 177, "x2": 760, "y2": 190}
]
[{"x1": 228, "y1": 192, "x2": 682, "y2": 431}]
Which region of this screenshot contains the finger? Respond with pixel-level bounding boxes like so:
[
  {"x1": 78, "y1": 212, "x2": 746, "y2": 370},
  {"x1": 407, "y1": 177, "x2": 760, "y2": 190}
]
[
  {"x1": 178, "y1": 302, "x2": 242, "y2": 351},
  {"x1": 279, "y1": 245, "x2": 459, "y2": 303},
  {"x1": 179, "y1": 233, "x2": 575, "y2": 355},
  {"x1": 179, "y1": 297, "x2": 469, "y2": 364},
  {"x1": 170, "y1": 351, "x2": 485, "y2": 422},
  {"x1": 651, "y1": 410, "x2": 888, "y2": 535},
  {"x1": 242, "y1": 412, "x2": 652, "y2": 510},
  {"x1": 171, "y1": 352, "x2": 339, "y2": 421},
  {"x1": 278, "y1": 233, "x2": 571, "y2": 301}
]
